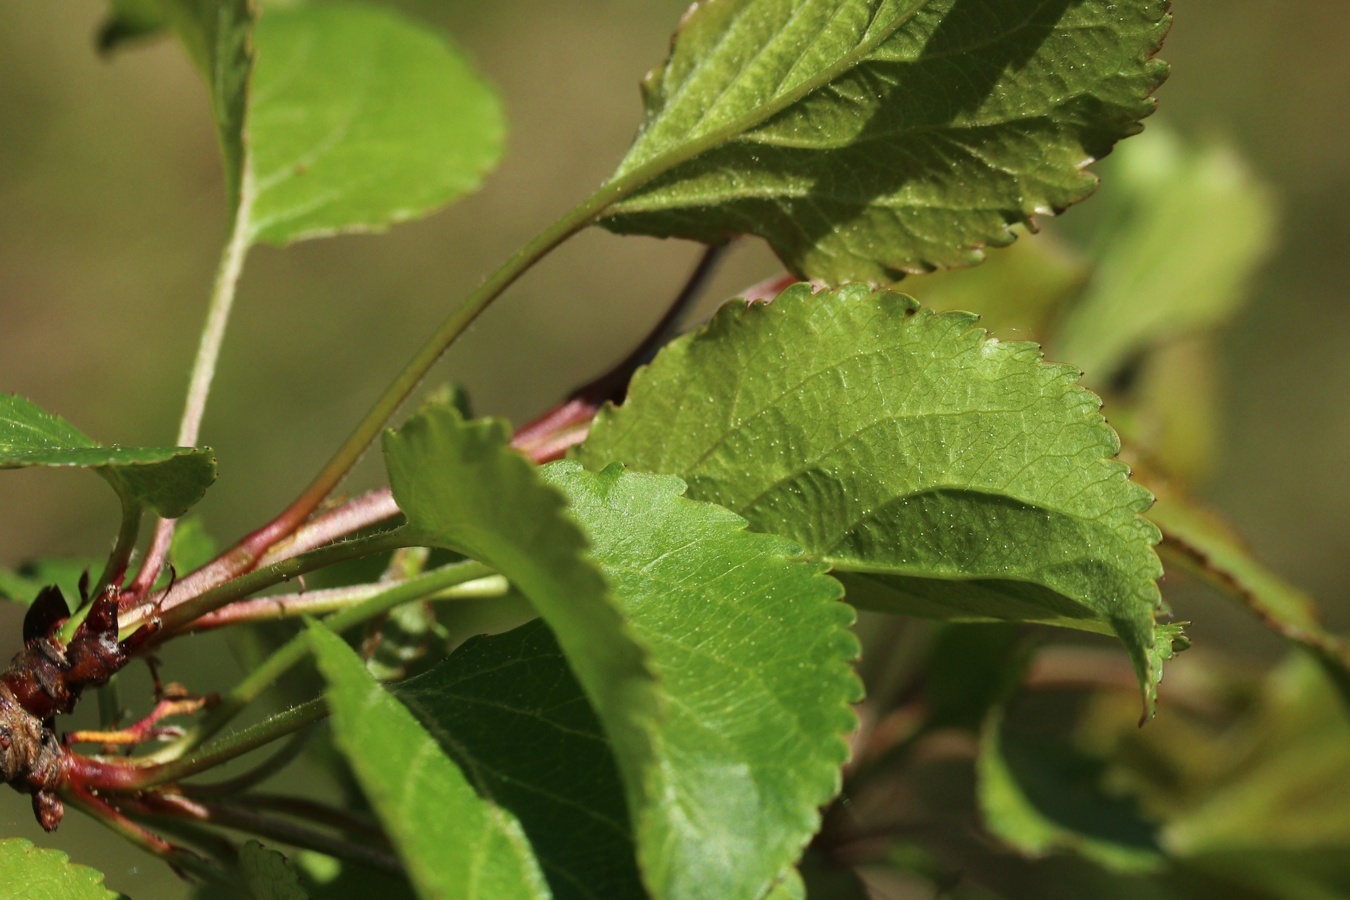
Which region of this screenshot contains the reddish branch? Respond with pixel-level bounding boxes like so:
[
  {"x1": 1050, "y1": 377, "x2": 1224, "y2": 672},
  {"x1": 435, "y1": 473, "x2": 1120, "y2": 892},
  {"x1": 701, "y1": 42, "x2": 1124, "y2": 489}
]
[
  {"x1": 1, "y1": 250, "x2": 745, "y2": 852},
  {"x1": 0, "y1": 585, "x2": 159, "y2": 828}
]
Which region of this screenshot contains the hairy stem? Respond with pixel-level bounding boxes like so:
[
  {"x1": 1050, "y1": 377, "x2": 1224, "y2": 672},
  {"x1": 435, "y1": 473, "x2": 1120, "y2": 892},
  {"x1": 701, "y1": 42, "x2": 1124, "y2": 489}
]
[
  {"x1": 129, "y1": 698, "x2": 328, "y2": 789},
  {"x1": 132, "y1": 202, "x2": 254, "y2": 600},
  {"x1": 189, "y1": 573, "x2": 508, "y2": 630},
  {"x1": 137, "y1": 526, "x2": 414, "y2": 637}
]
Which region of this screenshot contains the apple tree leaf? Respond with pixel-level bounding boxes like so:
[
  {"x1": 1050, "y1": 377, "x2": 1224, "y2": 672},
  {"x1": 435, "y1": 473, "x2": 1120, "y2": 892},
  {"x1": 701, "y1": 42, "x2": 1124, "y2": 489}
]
[
  {"x1": 309, "y1": 622, "x2": 550, "y2": 900},
  {"x1": 381, "y1": 405, "x2": 662, "y2": 839},
  {"x1": 245, "y1": 3, "x2": 505, "y2": 245},
  {"x1": 600, "y1": 0, "x2": 1170, "y2": 283},
  {"x1": 0, "y1": 394, "x2": 216, "y2": 518},
  {"x1": 978, "y1": 697, "x2": 1166, "y2": 872},
  {"x1": 393, "y1": 618, "x2": 644, "y2": 900},
  {"x1": 157, "y1": 0, "x2": 254, "y2": 217},
  {"x1": 538, "y1": 462, "x2": 859, "y2": 899},
  {"x1": 237, "y1": 841, "x2": 307, "y2": 900},
  {"x1": 0, "y1": 839, "x2": 120, "y2": 900},
  {"x1": 579, "y1": 283, "x2": 1172, "y2": 717}
]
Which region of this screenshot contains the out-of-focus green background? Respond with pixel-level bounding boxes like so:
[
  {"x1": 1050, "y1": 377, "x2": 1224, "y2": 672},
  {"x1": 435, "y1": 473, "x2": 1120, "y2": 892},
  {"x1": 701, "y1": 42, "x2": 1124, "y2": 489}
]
[{"x1": 1, "y1": 1, "x2": 1347, "y2": 895}]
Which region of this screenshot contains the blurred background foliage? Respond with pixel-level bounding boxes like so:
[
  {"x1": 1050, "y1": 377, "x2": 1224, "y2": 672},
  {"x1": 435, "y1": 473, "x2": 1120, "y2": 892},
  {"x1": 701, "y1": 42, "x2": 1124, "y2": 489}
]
[{"x1": 1, "y1": 1, "x2": 1348, "y2": 897}]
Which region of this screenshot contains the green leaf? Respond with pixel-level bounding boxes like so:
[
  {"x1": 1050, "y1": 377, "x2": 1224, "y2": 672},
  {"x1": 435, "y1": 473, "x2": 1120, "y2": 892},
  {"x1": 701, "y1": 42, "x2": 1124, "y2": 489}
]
[
  {"x1": 381, "y1": 405, "x2": 661, "y2": 840},
  {"x1": 159, "y1": 0, "x2": 254, "y2": 217},
  {"x1": 600, "y1": 0, "x2": 1170, "y2": 283},
  {"x1": 978, "y1": 688, "x2": 1165, "y2": 872},
  {"x1": 1147, "y1": 484, "x2": 1350, "y2": 703},
  {"x1": 244, "y1": 3, "x2": 505, "y2": 245},
  {"x1": 0, "y1": 839, "x2": 120, "y2": 900},
  {"x1": 0, "y1": 394, "x2": 217, "y2": 518},
  {"x1": 238, "y1": 841, "x2": 308, "y2": 900},
  {"x1": 539, "y1": 462, "x2": 859, "y2": 900},
  {"x1": 308, "y1": 622, "x2": 551, "y2": 900},
  {"x1": 394, "y1": 619, "x2": 644, "y2": 900},
  {"x1": 1050, "y1": 125, "x2": 1279, "y2": 380},
  {"x1": 578, "y1": 283, "x2": 1170, "y2": 716}
]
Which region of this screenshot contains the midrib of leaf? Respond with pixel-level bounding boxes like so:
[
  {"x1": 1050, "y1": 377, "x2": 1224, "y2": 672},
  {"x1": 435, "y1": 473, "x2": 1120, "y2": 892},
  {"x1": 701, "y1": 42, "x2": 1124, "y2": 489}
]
[{"x1": 607, "y1": 1, "x2": 924, "y2": 196}]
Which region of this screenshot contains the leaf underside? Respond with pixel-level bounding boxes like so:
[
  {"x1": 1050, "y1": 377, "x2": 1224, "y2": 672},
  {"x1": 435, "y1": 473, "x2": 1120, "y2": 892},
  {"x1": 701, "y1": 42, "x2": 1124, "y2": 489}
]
[
  {"x1": 385, "y1": 407, "x2": 859, "y2": 898},
  {"x1": 395, "y1": 619, "x2": 644, "y2": 900},
  {"x1": 602, "y1": 0, "x2": 1171, "y2": 283},
  {"x1": 540, "y1": 462, "x2": 860, "y2": 900},
  {"x1": 578, "y1": 283, "x2": 1170, "y2": 714},
  {"x1": 310, "y1": 622, "x2": 551, "y2": 899},
  {"x1": 0, "y1": 394, "x2": 216, "y2": 518},
  {"x1": 381, "y1": 405, "x2": 662, "y2": 832},
  {"x1": 1148, "y1": 485, "x2": 1350, "y2": 703},
  {"x1": 158, "y1": 0, "x2": 254, "y2": 217}
]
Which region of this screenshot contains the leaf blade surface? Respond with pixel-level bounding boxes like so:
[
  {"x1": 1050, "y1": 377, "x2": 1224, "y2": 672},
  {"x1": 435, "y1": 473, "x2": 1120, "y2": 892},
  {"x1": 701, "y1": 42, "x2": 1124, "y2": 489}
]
[
  {"x1": 246, "y1": 3, "x2": 504, "y2": 245},
  {"x1": 602, "y1": 0, "x2": 1171, "y2": 282},
  {"x1": 539, "y1": 462, "x2": 859, "y2": 900},
  {"x1": 0, "y1": 839, "x2": 119, "y2": 900},
  {"x1": 579, "y1": 284, "x2": 1169, "y2": 713},
  {"x1": 309, "y1": 622, "x2": 551, "y2": 900},
  {"x1": 0, "y1": 394, "x2": 216, "y2": 518}
]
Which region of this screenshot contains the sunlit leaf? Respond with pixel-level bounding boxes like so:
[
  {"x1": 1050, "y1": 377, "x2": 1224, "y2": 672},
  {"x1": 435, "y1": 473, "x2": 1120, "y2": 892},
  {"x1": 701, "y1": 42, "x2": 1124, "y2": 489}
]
[
  {"x1": 540, "y1": 462, "x2": 859, "y2": 899},
  {"x1": 579, "y1": 283, "x2": 1171, "y2": 715},
  {"x1": 309, "y1": 622, "x2": 550, "y2": 900},
  {"x1": 0, "y1": 839, "x2": 119, "y2": 900},
  {"x1": 0, "y1": 394, "x2": 217, "y2": 518},
  {"x1": 601, "y1": 0, "x2": 1170, "y2": 282},
  {"x1": 245, "y1": 3, "x2": 505, "y2": 244},
  {"x1": 382, "y1": 405, "x2": 661, "y2": 835}
]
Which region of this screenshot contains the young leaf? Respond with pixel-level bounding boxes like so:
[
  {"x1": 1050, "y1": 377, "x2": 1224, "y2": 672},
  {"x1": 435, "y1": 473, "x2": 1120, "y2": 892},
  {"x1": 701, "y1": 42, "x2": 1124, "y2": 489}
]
[
  {"x1": 245, "y1": 3, "x2": 505, "y2": 245},
  {"x1": 1147, "y1": 484, "x2": 1350, "y2": 701},
  {"x1": 1050, "y1": 125, "x2": 1279, "y2": 380},
  {"x1": 308, "y1": 622, "x2": 551, "y2": 900},
  {"x1": 0, "y1": 394, "x2": 217, "y2": 518},
  {"x1": 539, "y1": 462, "x2": 860, "y2": 900},
  {"x1": 578, "y1": 284, "x2": 1169, "y2": 716},
  {"x1": 394, "y1": 619, "x2": 644, "y2": 900},
  {"x1": 600, "y1": 0, "x2": 1170, "y2": 283},
  {"x1": 0, "y1": 839, "x2": 120, "y2": 900},
  {"x1": 381, "y1": 405, "x2": 662, "y2": 836}
]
